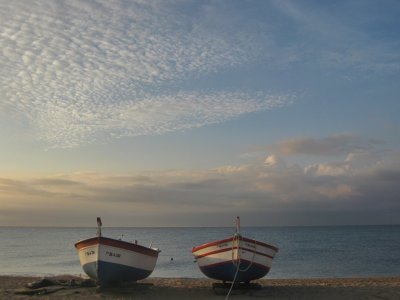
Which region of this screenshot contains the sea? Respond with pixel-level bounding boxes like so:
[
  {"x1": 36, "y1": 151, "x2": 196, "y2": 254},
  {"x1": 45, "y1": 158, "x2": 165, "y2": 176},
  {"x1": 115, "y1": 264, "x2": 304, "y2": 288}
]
[{"x1": 0, "y1": 225, "x2": 399, "y2": 279}]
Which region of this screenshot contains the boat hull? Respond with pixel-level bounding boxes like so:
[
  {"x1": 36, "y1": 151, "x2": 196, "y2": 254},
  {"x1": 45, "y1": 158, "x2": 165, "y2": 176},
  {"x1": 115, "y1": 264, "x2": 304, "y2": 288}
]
[
  {"x1": 192, "y1": 235, "x2": 278, "y2": 283},
  {"x1": 75, "y1": 237, "x2": 159, "y2": 286}
]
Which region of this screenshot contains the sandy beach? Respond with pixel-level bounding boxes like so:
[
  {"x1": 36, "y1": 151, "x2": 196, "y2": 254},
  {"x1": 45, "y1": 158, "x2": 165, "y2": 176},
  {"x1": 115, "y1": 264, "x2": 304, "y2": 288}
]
[{"x1": 1, "y1": 276, "x2": 399, "y2": 300}]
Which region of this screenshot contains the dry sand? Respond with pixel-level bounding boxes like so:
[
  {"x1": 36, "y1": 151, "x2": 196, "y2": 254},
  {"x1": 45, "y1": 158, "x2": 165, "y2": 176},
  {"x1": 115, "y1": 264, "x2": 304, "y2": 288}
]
[{"x1": 1, "y1": 275, "x2": 399, "y2": 300}]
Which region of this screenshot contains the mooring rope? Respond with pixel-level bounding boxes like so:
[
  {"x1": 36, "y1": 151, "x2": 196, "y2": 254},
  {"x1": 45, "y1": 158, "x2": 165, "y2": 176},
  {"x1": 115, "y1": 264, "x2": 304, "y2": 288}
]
[
  {"x1": 225, "y1": 233, "x2": 241, "y2": 300},
  {"x1": 237, "y1": 238, "x2": 257, "y2": 272},
  {"x1": 225, "y1": 217, "x2": 258, "y2": 300}
]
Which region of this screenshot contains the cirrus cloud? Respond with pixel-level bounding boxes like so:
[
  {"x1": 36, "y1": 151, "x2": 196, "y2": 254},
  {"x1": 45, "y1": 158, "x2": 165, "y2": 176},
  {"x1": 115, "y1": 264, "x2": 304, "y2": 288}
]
[{"x1": 0, "y1": 0, "x2": 294, "y2": 148}]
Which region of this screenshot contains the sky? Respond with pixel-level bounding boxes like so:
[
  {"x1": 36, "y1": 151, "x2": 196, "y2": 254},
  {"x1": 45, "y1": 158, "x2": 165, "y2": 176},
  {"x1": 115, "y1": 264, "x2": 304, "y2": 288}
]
[{"x1": 0, "y1": 0, "x2": 399, "y2": 227}]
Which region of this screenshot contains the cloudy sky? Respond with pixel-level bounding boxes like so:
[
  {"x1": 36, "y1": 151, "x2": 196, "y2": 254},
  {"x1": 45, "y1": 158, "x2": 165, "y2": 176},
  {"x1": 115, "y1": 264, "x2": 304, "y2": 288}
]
[{"x1": 1, "y1": 0, "x2": 399, "y2": 227}]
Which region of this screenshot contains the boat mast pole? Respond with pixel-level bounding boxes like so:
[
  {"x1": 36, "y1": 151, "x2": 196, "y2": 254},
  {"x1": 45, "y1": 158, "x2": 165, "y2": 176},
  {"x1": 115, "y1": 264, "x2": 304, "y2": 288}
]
[
  {"x1": 97, "y1": 217, "x2": 102, "y2": 237},
  {"x1": 236, "y1": 216, "x2": 240, "y2": 235}
]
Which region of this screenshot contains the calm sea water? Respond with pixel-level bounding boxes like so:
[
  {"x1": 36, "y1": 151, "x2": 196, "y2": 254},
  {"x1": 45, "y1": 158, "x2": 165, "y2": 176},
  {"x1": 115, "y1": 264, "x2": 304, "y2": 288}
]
[{"x1": 0, "y1": 225, "x2": 399, "y2": 278}]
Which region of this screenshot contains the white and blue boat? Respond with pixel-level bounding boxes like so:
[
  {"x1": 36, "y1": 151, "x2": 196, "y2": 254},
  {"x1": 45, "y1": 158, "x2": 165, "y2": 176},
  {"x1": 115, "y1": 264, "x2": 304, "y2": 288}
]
[
  {"x1": 192, "y1": 217, "x2": 278, "y2": 283},
  {"x1": 75, "y1": 218, "x2": 160, "y2": 286}
]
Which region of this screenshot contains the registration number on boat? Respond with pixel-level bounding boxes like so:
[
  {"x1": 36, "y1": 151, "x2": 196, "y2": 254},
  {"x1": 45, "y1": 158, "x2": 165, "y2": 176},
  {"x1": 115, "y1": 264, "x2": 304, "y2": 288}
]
[
  {"x1": 85, "y1": 250, "x2": 95, "y2": 256},
  {"x1": 106, "y1": 251, "x2": 121, "y2": 258}
]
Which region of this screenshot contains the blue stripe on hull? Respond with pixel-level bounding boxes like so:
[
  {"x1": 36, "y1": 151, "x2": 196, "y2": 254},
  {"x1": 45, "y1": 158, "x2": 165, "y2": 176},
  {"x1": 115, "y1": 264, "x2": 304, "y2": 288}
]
[
  {"x1": 200, "y1": 261, "x2": 269, "y2": 283},
  {"x1": 82, "y1": 261, "x2": 152, "y2": 286}
]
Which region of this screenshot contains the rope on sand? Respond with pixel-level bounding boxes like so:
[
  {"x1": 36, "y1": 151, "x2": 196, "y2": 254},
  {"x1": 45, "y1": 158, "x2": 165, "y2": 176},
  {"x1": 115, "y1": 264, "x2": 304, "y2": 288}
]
[{"x1": 225, "y1": 217, "x2": 257, "y2": 300}]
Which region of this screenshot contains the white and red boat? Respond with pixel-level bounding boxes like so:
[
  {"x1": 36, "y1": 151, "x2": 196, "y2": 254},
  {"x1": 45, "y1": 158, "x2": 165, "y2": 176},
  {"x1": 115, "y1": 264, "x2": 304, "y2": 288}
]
[
  {"x1": 75, "y1": 218, "x2": 160, "y2": 286},
  {"x1": 192, "y1": 217, "x2": 278, "y2": 283}
]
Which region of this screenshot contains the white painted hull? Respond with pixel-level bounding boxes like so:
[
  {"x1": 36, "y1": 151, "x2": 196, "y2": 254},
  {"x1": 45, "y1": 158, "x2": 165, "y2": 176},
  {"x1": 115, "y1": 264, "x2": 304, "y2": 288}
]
[{"x1": 75, "y1": 237, "x2": 159, "y2": 285}]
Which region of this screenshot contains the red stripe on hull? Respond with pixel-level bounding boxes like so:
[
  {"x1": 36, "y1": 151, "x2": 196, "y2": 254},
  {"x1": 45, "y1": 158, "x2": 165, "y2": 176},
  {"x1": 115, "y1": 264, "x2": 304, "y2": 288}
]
[
  {"x1": 241, "y1": 236, "x2": 278, "y2": 251},
  {"x1": 75, "y1": 237, "x2": 158, "y2": 257},
  {"x1": 192, "y1": 235, "x2": 278, "y2": 253},
  {"x1": 192, "y1": 237, "x2": 233, "y2": 252},
  {"x1": 194, "y1": 246, "x2": 274, "y2": 260}
]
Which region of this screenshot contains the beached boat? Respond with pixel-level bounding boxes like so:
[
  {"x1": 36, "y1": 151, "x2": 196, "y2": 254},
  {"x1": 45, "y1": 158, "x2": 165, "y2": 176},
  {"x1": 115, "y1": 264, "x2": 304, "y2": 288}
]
[
  {"x1": 75, "y1": 218, "x2": 160, "y2": 286},
  {"x1": 192, "y1": 217, "x2": 278, "y2": 283}
]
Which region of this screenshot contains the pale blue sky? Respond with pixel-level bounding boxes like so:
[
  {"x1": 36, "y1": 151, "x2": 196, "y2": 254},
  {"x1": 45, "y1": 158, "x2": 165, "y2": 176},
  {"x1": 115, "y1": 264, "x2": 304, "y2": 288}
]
[{"x1": 0, "y1": 0, "x2": 399, "y2": 226}]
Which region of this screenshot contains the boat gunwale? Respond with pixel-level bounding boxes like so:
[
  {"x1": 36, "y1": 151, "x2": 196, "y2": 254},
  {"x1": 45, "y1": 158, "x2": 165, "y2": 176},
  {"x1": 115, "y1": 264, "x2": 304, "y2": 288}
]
[
  {"x1": 75, "y1": 236, "x2": 160, "y2": 257},
  {"x1": 192, "y1": 235, "x2": 278, "y2": 253}
]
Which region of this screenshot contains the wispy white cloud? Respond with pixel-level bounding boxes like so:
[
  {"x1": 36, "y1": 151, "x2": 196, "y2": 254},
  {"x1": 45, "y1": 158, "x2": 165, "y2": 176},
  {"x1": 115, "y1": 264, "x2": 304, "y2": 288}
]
[
  {"x1": 5, "y1": 90, "x2": 291, "y2": 148},
  {"x1": 2, "y1": 1, "x2": 398, "y2": 149},
  {"x1": 305, "y1": 162, "x2": 349, "y2": 177},
  {"x1": 0, "y1": 0, "x2": 295, "y2": 148}
]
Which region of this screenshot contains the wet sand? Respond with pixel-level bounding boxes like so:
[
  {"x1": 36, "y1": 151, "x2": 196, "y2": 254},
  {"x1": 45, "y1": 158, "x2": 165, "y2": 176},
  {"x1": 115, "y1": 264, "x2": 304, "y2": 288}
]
[{"x1": 1, "y1": 275, "x2": 399, "y2": 299}]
